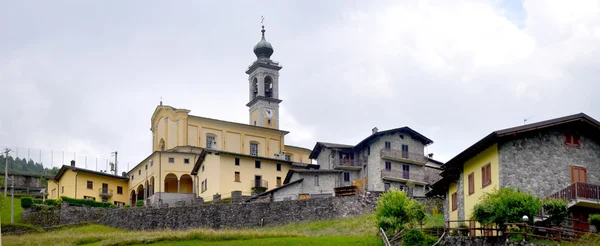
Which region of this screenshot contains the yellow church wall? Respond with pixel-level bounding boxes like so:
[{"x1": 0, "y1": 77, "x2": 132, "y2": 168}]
[
  {"x1": 157, "y1": 117, "x2": 167, "y2": 150},
  {"x1": 245, "y1": 135, "x2": 267, "y2": 156},
  {"x1": 167, "y1": 119, "x2": 178, "y2": 149},
  {"x1": 200, "y1": 127, "x2": 224, "y2": 149},
  {"x1": 269, "y1": 139, "x2": 280, "y2": 158},
  {"x1": 284, "y1": 145, "x2": 312, "y2": 163},
  {"x1": 197, "y1": 153, "x2": 221, "y2": 200},
  {"x1": 463, "y1": 143, "x2": 499, "y2": 225},
  {"x1": 226, "y1": 132, "x2": 242, "y2": 153},
  {"x1": 188, "y1": 125, "x2": 198, "y2": 146}
]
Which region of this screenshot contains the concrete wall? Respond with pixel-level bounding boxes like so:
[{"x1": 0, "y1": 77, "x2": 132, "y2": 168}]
[
  {"x1": 23, "y1": 194, "x2": 379, "y2": 229},
  {"x1": 499, "y1": 129, "x2": 600, "y2": 197}
]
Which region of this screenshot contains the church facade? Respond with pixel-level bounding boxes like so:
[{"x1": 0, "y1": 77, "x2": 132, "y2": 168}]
[{"x1": 126, "y1": 25, "x2": 312, "y2": 205}]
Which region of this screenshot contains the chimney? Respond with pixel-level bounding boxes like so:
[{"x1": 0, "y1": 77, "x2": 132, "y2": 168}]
[
  {"x1": 70, "y1": 160, "x2": 76, "y2": 167},
  {"x1": 372, "y1": 127, "x2": 378, "y2": 135},
  {"x1": 428, "y1": 153, "x2": 434, "y2": 158}
]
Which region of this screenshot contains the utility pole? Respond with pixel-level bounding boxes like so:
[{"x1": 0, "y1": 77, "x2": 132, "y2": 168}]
[
  {"x1": 4, "y1": 148, "x2": 11, "y2": 196},
  {"x1": 11, "y1": 175, "x2": 14, "y2": 224}
]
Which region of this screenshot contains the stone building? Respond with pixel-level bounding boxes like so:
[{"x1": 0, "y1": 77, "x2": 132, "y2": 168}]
[
  {"x1": 428, "y1": 113, "x2": 600, "y2": 232},
  {"x1": 260, "y1": 127, "x2": 444, "y2": 201},
  {"x1": 0, "y1": 171, "x2": 46, "y2": 194}
]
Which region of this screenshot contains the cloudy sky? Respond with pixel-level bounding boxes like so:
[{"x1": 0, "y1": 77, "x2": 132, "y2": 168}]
[{"x1": 1, "y1": 0, "x2": 599, "y2": 173}]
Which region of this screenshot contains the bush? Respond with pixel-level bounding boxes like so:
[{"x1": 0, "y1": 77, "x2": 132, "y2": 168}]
[
  {"x1": 589, "y1": 214, "x2": 600, "y2": 233},
  {"x1": 376, "y1": 190, "x2": 412, "y2": 234},
  {"x1": 60, "y1": 196, "x2": 116, "y2": 208},
  {"x1": 135, "y1": 200, "x2": 145, "y2": 207},
  {"x1": 21, "y1": 197, "x2": 33, "y2": 208},
  {"x1": 1, "y1": 223, "x2": 44, "y2": 235},
  {"x1": 470, "y1": 187, "x2": 542, "y2": 229},
  {"x1": 543, "y1": 198, "x2": 568, "y2": 226},
  {"x1": 45, "y1": 199, "x2": 58, "y2": 206},
  {"x1": 123, "y1": 204, "x2": 131, "y2": 208},
  {"x1": 403, "y1": 228, "x2": 437, "y2": 246}
]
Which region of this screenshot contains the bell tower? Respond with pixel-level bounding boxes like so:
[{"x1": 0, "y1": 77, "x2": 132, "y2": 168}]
[{"x1": 247, "y1": 24, "x2": 282, "y2": 129}]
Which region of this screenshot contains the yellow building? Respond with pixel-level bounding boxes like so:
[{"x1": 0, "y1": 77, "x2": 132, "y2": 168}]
[
  {"x1": 46, "y1": 25, "x2": 312, "y2": 206},
  {"x1": 48, "y1": 161, "x2": 129, "y2": 207}
]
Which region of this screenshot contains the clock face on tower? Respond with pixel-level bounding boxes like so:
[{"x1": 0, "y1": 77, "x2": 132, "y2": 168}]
[{"x1": 264, "y1": 108, "x2": 274, "y2": 119}]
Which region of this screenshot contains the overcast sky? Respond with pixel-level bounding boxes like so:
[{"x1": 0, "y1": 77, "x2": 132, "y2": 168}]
[{"x1": 1, "y1": 0, "x2": 599, "y2": 173}]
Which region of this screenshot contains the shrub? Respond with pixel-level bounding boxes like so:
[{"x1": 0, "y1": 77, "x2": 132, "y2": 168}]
[
  {"x1": 409, "y1": 201, "x2": 427, "y2": 228},
  {"x1": 32, "y1": 198, "x2": 43, "y2": 205},
  {"x1": 21, "y1": 197, "x2": 33, "y2": 208},
  {"x1": 543, "y1": 198, "x2": 568, "y2": 226},
  {"x1": 45, "y1": 199, "x2": 58, "y2": 206},
  {"x1": 376, "y1": 190, "x2": 412, "y2": 234},
  {"x1": 60, "y1": 196, "x2": 116, "y2": 208},
  {"x1": 123, "y1": 204, "x2": 131, "y2": 208},
  {"x1": 589, "y1": 214, "x2": 600, "y2": 233},
  {"x1": 135, "y1": 200, "x2": 145, "y2": 207},
  {"x1": 403, "y1": 228, "x2": 437, "y2": 246},
  {"x1": 470, "y1": 187, "x2": 542, "y2": 229}
]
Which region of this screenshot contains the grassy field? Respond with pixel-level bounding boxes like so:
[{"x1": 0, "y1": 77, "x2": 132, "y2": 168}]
[
  {"x1": 3, "y1": 214, "x2": 382, "y2": 246},
  {"x1": 1, "y1": 195, "x2": 22, "y2": 224}
]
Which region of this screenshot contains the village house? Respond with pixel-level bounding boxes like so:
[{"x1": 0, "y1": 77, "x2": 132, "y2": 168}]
[
  {"x1": 428, "y1": 113, "x2": 600, "y2": 233},
  {"x1": 256, "y1": 127, "x2": 444, "y2": 201}
]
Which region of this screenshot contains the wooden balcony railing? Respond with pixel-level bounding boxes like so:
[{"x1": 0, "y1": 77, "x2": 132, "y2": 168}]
[
  {"x1": 380, "y1": 149, "x2": 427, "y2": 164},
  {"x1": 548, "y1": 182, "x2": 600, "y2": 202},
  {"x1": 332, "y1": 158, "x2": 365, "y2": 169}
]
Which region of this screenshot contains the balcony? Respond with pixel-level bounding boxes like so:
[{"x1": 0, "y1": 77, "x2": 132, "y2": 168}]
[
  {"x1": 99, "y1": 188, "x2": 113, "y2": 198},
  {"x1": 380, "y1": 170, "x2": 428, "y2": 185},
  {"x1": 548, "y1": 182, "x2": 600, "y2": 209},
  {"x1": 332, "y1": 158, "x2": 365, "y2": 170},
  {"x1": 251, "y1": 179, "x2": 268, "y2": 189},
  {"x1": 380, "y1": 149, "x2": 427, "y2": 165}
]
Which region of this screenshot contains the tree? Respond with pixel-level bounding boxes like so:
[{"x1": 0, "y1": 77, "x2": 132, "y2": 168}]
[
  {"x1": 409, "y1": 201, "x2": 427, "y2": 228},
  {"x1": 471, "y1": 187, "x2": 542, "y2": 230},
  {"x1": 376, "y1": 189, "x2": 413, "y2": 234}
]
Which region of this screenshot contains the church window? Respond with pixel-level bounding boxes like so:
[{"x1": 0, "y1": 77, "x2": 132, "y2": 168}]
[
  {"x1": 264, "y1": 76, "x2": 273, "y2": 98},
  {"x1": 268, "y1": 119, "x2": 271, "y2": 125},
  {"x1": 252, "y1": 77, "x2": 258, "y2": 99},
  {"x1": 206, "y1": 135, "x2": 216, "y2": 149},
  {"x1": 285, "y1": 155, "x2": 291, "y2": 161},
  {"x1": 250, "y1": 142, "x2": 259, "y2": 156}
]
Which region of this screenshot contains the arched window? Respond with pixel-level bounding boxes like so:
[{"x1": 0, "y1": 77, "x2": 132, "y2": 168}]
[
  {"x1": 264, "y1": 76, "x2": 273, "y2": 98},
  {"x1": 252, "y1": 77, "x2": 258, "y2": 99},
  {"x1": 206, "y1": 134, "x2": 217, "y2": 149},
  {"x1": 250, "y1": 142, "x2": 259, "y2": 156}
]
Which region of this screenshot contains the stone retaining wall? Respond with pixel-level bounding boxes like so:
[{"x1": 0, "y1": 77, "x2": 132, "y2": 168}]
[{"x1": 23, "y1": 193, "x2": 380, "y2": 229}]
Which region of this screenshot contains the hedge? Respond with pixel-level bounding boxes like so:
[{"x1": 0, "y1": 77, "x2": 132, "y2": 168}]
[
  {"x1": 1, "y1": 223, "x2": 44, "y2": 235},
  {"x1": 60, "y1": 196, "x2": 116, "y2": 208},
  {"x1": 21, "y1": 197, "x2": 60, "y2": 208}
]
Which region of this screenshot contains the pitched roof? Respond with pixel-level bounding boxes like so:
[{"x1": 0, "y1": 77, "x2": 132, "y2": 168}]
[
  {"x1": 53, "y1": 165, "x2": 129, "y2": 181},
  {"x1": 309, "y1": 127, "x2": 433, "y2": 159},
  {"x1": 442, "y1": 113, "x2": 600, "y2": 173}
]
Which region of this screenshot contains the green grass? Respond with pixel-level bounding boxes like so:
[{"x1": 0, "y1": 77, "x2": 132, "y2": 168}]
[
  {"x1": 1, "y1": 195, "x2": 22, "y2": 224},
  {"x1": 4, "y1": 214, "x2": 381, "y2": 246},
  {"x1": 260, "y1": 213, "x2": 378, "y2": 237},
  {"x1": 140, "y1": 236, "x2": 382, "y2": 245}
]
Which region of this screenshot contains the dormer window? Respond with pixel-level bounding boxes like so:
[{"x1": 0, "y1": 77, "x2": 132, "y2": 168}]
[{"x1": 565, "y1": 133, "x2": 581, "y2": 147}]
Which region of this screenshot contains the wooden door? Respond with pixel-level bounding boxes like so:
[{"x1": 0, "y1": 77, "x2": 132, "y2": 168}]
[
  {"x1": 573, "y1": 210, "x2": 590, "y2": 232},
  {"x1": 572, "y1": 166, "x2": 587, "y2": 183}
]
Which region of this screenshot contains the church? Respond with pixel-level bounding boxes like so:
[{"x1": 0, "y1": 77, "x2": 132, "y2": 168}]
[{"x1": 48, "y1": 25, "x2": 313, "y2": 206}]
